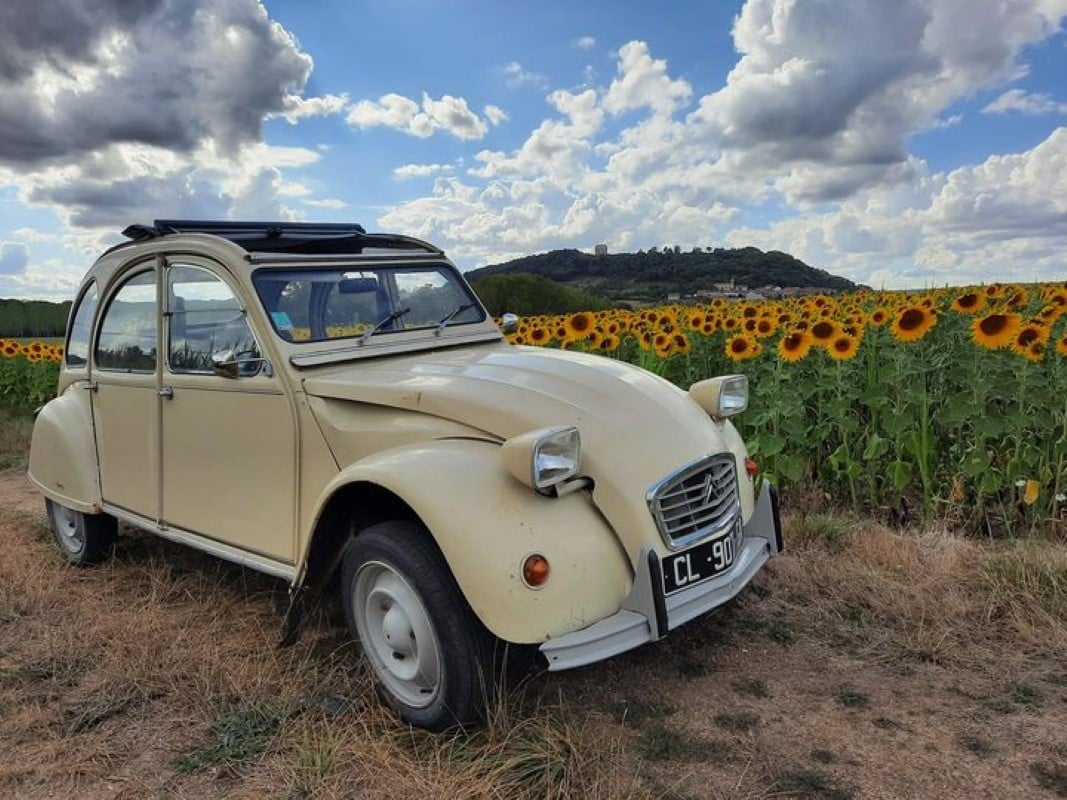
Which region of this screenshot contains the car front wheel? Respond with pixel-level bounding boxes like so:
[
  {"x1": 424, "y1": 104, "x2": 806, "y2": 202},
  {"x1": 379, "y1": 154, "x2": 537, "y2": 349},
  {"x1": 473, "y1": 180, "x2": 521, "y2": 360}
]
[
  {"x1": 341, "y1": 520, "x2": 495, "y2": 731},
  {"x1": 45, "y1": 499, "x2": 117, "y2": 566}
]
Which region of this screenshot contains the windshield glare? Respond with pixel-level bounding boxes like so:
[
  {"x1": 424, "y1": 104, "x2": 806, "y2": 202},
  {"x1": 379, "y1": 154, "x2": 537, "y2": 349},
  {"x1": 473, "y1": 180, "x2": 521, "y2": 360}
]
[{"x1": 252, "y1": 265, "x2": 485, "y2": 343}]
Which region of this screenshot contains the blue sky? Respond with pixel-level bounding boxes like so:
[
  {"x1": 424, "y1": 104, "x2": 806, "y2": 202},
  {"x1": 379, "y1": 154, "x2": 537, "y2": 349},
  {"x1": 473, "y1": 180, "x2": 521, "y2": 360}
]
[{"x1": 1, "y1": 0, "x2": 1066, "y2": 299}]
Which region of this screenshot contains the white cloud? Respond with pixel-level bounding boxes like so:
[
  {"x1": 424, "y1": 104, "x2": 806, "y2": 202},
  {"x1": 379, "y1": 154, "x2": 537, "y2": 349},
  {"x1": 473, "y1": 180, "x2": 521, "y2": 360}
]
[
  {"x1": 302, "y1": 198, "x2": 348, "y2": 209},
  {"x1": 346, "y1": 92, "x2": 489, "y2": 140},
  {"x1": 604, "y1": 41, "x2": 692, "y2": 116},
  {"x1": 275, "y1": 93, "x2": 349, "y2": 123},
  {"x1": 484, "y1": 104, "x2": 509, "y2": 126},
  {"x1": 502, "y1": 61, "x2": 548, "y2": 89},
  {"x1": 574, "y1": 36, "x2": 597, "y2": 50},
  {"x1": 394, "y1": 163, "x2": 454, "y2": 179},
  {"x1": 982, "y1": 88, "x2": 1067, "y2": 115}
]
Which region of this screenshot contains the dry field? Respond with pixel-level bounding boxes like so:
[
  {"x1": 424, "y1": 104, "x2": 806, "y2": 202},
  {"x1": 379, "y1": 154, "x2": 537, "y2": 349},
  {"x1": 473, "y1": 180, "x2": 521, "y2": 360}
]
[{"x1": 1, "y1": 443, "x2": 1066, "y2": 797}]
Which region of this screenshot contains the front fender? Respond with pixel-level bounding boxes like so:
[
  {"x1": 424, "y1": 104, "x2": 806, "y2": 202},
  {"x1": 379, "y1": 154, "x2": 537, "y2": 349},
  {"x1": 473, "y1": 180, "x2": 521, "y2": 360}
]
[
  {"x1": 309, "y1": 439, "x2": 633, "y2": 644},
  {"x1": 27, "y1": 384, "x2": 102, "y2": 514}
]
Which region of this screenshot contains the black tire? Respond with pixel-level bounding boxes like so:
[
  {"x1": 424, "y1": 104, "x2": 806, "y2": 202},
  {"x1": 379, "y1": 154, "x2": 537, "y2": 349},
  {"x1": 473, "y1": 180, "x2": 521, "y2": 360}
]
[
  {"x1": 341, "y1": 520, "x2": 496, "y2": 731},
  {"x1": 45, "y1": 499, "x2": 117, "y2": 566}
]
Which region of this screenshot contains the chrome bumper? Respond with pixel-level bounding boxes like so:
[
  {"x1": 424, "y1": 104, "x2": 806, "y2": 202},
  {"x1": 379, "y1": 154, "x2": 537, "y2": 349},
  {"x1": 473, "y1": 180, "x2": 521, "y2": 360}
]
[{"x1": 540, "y1": 481, "x2": 782, "y2": 672}]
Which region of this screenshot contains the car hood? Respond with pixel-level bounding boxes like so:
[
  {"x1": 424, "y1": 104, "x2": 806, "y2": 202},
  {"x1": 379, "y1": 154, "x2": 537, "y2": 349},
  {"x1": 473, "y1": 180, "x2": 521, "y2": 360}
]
[{"x1": 302, "y1": 342, "x2": 750, "y2": 558}]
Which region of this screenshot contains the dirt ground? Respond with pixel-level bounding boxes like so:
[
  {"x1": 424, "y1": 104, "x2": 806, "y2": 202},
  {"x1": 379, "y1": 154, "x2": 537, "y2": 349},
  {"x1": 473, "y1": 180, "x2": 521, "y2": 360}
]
[{"x1": 1, "y1": 471, "x2": 1065, "y2": 799}]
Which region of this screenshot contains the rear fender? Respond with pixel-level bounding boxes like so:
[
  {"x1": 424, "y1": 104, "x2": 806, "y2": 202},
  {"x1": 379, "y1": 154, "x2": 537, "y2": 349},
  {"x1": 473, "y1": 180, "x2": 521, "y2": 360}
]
[
  {"x1": 305, "y1": 439, "x2": 633, "y2": 644},
  {"x1": 27, "y1": 384, "x2": 102, "y2": 514}
]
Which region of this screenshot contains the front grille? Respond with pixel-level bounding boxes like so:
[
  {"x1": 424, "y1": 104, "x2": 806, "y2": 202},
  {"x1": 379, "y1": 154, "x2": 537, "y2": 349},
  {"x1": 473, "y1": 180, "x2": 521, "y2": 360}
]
[{"x1": 647, "y1": 454, "x2": 740, "y2": 549}]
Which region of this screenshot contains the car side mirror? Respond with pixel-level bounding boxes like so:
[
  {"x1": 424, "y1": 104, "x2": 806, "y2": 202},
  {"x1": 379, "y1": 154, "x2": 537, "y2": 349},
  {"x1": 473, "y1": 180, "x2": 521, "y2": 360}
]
[
  {"x1": 501, "y1": 313, "x2": 519, "y2": 335},
  {"x1": 211, "y1": 349, "x2": 272, "y2": 379}
]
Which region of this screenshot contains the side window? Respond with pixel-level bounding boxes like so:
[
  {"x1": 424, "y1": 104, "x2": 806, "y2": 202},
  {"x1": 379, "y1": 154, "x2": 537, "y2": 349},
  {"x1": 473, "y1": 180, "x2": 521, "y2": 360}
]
[
  {"x1": 96, "y1": 270, "x2": 157, "y2": 372},
  {"x1": 65, "y1": 281, "x2": 98, "y2": 367},
  {"x1": 168, "y1": 264, "x2": 257, "y2": 373}
]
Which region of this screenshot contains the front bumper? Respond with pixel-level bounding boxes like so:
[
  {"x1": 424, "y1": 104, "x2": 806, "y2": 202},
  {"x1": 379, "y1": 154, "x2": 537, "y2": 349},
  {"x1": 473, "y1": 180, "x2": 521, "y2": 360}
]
[{"x1": 540, "y1": 480, "x2": 782, "y2": 671}]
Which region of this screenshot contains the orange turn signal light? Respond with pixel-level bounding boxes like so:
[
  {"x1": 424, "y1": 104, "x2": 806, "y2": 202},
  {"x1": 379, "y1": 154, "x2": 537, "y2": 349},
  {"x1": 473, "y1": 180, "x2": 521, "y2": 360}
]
[
  {"x1": 522, "y1": 554, "x2": 550, "y2": 587},
  {"x1": 745, "y1": 457, "x2": 759, "y2": 477}
]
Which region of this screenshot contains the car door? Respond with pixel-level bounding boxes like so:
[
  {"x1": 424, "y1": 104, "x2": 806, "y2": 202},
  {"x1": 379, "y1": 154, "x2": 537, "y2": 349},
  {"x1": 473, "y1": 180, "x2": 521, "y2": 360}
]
[
  {"x1": 159, "y1": 260, "x2": 297, "y2": 563},
  {"x1": 91, "y1": 264, "x2": 161, "y2": 520}
]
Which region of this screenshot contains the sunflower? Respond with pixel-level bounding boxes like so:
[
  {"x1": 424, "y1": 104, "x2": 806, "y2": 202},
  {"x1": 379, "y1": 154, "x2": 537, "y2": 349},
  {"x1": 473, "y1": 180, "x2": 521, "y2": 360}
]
[
  {"x1": 528, "y1": 326, "x2": 550, "y2": 346},
  {"x1": 777, "y1": 330, "x2": 813, "y2": 363},
  {"x1": 686, "y1": 311, "x2": 706, "y2": 331},
  {"x1": 827, "y1": 333, "x2": 861, "y2": 361},
  {"x1": 562, "y1": 312, "x2": 595, "y2": 342},
  {"x1": 754, "y1": 318, "x2": 776, "y2": 339},
  {"x1": 1, "y1": 342, "x2": 17, "y2": 357},
  {"x1": 652, "y1": 331, "x2": 671, "y2": 353},
  {"x1": 724, "y1": 334, "x2": 760, "y2": 361},
  {"x1": 809, "y1": 320, "x2": 839, "y2": 345},
  {"x1": 971, "y1": 312, "x2": 1021, "y2": 350},
  {"x1": 722, "y1": 317, "x2": 740, "y2": 332},
  {"x1": 950, "y1": 291, "x2": 985, "y2": 314},
  {"x1": 1056, "y1": 333, "x2": 1067, "y2": 358},
  {"x1": 596, "y1": 333, "x2": 621, "y2": 352},
  {"x1": 890, "y1": 306, "x2": 936, "y2": 342}
]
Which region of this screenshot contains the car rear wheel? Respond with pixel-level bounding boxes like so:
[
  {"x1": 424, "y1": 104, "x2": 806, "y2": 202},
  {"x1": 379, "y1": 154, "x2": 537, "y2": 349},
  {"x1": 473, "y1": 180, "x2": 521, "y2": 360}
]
[
  {"x1": 45, "y1": 499, "x2": 117, "y2": 566},
  {"x1": 341, "y1": 519, "x2": 496, "y2": 731}
]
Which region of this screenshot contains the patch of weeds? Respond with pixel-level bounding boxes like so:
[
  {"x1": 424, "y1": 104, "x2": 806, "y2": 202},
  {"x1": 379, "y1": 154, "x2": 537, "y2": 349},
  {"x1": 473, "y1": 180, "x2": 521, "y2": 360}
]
[
  {"x1": 762, "y1": 620, "x2": 794, "y2": 643},
  {"x1": 1030, "y1": 761, "x2": 1067, "y2": 796},
  {"x1": 872, "y1": 717, "x2": 905, "y2": 731},
  {"x1": 637, "y1": 722, "x2": 729, "y2": 763},
  {"x1": 837, "y1": 689, "x2": 870, "y2": 709},
  {"x1": 773, "y1": 768, "x2": 853, "y2": 799},
  {"x1": 959, "y1": 734, "x2": 996, "y2": 759},
  {"x1": 713, "y1": 711, "x2": 760, "y2": 733},
  {"x1": 176, "y1": 703, "x2": 288, "y2": 774},
  {"x1": 1008, "y1": 681, "x2": 1043, "y2": 709},
  {"x1": 750, "y1": 582, "x2": 772, "y2": 599},
  {"x1": 65, "y1": 688, "x2": 140, "y2": 735},
  {"x1": 786, "y1": 513, "x2": 855, "y2": 549},
  {"x1": 810, "y1": 749, "x2": 836, "y2": 764},
  {"x1": 675, "y1": 654, "x2": 713, "y2": 679},
  {"x1": 732, "y1": 677, "x2": 770, "y2": 698},
  {"x1": 608, "y1": 699, "x2": 676, "y2": 728}
]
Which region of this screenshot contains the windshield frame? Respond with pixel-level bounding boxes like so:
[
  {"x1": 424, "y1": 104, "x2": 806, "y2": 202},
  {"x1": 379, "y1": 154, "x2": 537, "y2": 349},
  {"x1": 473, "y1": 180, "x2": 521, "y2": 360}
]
[{"x1": 251, "y1": 260, "x2": 489, "y2": 347}]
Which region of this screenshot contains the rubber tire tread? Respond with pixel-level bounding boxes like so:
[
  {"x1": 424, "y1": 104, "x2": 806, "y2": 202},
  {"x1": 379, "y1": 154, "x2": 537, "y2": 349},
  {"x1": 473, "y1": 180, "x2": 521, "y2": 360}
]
[{"x1": 341, "y1": 519, "x2": 497, "y2": 732}]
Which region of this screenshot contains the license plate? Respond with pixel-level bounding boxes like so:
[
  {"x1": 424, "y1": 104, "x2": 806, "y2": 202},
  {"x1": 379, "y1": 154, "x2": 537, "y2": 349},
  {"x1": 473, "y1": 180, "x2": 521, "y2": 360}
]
[{"x1": 662, "y1": 519, "x2": 741, "y2": 595}]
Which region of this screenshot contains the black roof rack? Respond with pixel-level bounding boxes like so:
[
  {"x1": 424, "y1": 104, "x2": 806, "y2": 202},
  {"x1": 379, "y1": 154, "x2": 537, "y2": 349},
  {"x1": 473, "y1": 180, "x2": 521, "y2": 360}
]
[{"x1": 118, "y1": 219, "x2": 443, "y2": 256}]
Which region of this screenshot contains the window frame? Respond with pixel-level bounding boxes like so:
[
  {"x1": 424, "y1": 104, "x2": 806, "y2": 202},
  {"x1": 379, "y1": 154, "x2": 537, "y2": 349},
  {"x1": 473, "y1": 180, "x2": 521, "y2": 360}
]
[{"x1": 63, "y1": 279, "x2": 99, "y2": 369}]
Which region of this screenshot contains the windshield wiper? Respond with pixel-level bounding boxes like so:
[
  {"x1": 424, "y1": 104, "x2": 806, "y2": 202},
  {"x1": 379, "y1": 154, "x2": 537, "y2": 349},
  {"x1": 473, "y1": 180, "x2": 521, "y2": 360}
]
[
  {"x1": 435, "y1": 302, "x2": 477, "y2": 336},
  {"x1": 359, "y1": 307, "x2": 411, "y2": 345}
]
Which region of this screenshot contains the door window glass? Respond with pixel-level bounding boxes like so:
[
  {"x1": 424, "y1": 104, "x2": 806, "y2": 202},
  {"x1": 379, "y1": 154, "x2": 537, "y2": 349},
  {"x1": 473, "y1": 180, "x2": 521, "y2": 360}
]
[
  {"x1": 65, "y1": 281, "x2": 98, "y2": 367},
  {"x1": 168, "y1": 265, "x2": 257, "y2": 373},
  {"x1": 96, "y1": 270, "x2": 157, "y2": 372}
]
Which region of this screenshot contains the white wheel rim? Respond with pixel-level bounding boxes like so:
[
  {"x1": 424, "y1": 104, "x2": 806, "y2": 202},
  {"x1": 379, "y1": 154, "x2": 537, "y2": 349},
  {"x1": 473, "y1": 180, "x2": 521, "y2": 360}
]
[
  {"x1": 352, "y1": 561, "x2": 442, "y2": 708},
  {"x1": 52, "y1": 505, "x2": 85, "y2": 555}
]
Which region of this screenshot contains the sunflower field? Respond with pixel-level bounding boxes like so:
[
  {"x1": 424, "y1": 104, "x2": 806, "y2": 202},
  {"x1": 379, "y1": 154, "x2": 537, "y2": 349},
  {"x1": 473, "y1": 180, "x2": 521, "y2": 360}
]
[
  {"x1": 504, "y1": 282, "x2": 1067, "y2": 535},
  {"x1": 0, "y1": 339, "x2": 63, "y2": 410}
]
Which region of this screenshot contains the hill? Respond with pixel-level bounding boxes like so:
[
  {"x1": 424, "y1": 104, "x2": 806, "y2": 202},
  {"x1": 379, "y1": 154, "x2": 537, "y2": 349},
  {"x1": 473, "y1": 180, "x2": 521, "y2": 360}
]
[{"x1": 465, "y1": 246, "x2": 856, "y2": 303}]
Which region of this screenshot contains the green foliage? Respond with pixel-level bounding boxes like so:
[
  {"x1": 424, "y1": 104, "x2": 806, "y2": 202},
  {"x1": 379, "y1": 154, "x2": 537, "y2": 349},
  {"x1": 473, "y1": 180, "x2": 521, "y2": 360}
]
[
  {"x1": 467, "y1": 247, "x2": 855, "y2": 304},
  {"x1": 470, "y1": 272, "x2": 615, "y2": 316},
  {"x1": 0, "y1": 298, "x2": 70, "y2": 338},
  {"x1": 0, "y1": 356, "x2": 59, "y2": 409}
]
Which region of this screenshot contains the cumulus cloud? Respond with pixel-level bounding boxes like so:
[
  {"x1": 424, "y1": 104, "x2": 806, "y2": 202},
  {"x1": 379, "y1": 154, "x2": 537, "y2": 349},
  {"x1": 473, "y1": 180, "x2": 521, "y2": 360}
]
[
  {"x1": 0, "y1": 242, "x2": 28, "y2": 274},
  {"x1": 275, "y1": 93, "x2": 349, "y2": 123},
  {"x1": 0, "y1": 0, "x2": 323, "y2": 166},
  {"x1": 604, "y1": 41, "x2": 692, "y2": 116},
  {"x1": 982, "y1": 88, "x2": 1067, "y2": 115},
  {"x1": 574, "y1": 36, "x2": 597, "y2": 50},
  {"x1": 346, "y1": 92, "x2": 489, "y2": 140},
  {"x1": 693, "y1": 0, "x2": 1067, "y2": 201}
]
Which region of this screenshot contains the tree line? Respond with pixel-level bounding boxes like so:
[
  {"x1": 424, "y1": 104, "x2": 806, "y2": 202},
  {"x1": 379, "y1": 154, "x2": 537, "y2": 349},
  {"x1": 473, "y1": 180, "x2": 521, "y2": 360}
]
[{"x1": 0, "y1": 298, "x2": 70, "y2": 338}]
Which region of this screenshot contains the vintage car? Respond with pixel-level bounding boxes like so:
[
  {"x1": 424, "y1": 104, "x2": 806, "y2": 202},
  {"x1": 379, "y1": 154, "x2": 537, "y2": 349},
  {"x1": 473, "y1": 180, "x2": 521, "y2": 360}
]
[{"x1": 28, "y1": 220, "x2": 782, "y2": 731}]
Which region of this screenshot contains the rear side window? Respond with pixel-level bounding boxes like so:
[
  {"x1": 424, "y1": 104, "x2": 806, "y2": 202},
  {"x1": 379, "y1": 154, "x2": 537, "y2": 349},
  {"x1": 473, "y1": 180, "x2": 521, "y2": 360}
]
[
  {"x1": 96, "y1": 270, "x2": 158, "y2": 372},
  {"x1": 65, "y1": 281, "x2": 98, "y2": 367}
]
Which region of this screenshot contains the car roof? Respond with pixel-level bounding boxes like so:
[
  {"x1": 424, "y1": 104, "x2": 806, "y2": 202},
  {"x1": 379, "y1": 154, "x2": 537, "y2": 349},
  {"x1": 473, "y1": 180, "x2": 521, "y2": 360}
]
[{"x1": 105, "y1": 220, "x2": 444, "y2": 258}]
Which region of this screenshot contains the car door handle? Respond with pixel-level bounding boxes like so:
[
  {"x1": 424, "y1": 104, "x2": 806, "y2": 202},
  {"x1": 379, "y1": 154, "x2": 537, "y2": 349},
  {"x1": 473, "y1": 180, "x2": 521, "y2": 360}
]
[{"x1": 157, "y1": 386, "x2": 174, "y2": 399}]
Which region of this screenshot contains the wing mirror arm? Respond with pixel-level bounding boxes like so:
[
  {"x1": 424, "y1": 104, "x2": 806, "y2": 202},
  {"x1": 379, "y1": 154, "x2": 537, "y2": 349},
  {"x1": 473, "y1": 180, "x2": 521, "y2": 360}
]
[{"x1": 211, "y1": 349, "x2": 273, "y2": 379}]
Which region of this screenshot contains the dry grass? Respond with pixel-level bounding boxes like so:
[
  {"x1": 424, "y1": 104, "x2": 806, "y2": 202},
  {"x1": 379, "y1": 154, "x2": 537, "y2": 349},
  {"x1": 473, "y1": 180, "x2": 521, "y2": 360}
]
[
  {"x1": 0, "y1": 410, "x2": 33, "y2": 472},
  {"x1": 1, "y1": 443, "x2": 1065, "y2": 798}
]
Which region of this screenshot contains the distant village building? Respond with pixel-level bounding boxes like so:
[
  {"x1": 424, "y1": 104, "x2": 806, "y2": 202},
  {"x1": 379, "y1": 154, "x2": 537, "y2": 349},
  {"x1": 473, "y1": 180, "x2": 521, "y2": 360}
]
[{"x1": 594, "y1": 243, "x2": 608, "y2": 256}]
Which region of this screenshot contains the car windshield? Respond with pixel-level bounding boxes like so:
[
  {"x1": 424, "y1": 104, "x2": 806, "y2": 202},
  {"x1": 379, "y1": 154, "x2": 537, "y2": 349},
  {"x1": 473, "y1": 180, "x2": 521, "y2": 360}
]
[{"x1": 252, "y1": 264, "x2": 485, "y2": 343}]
